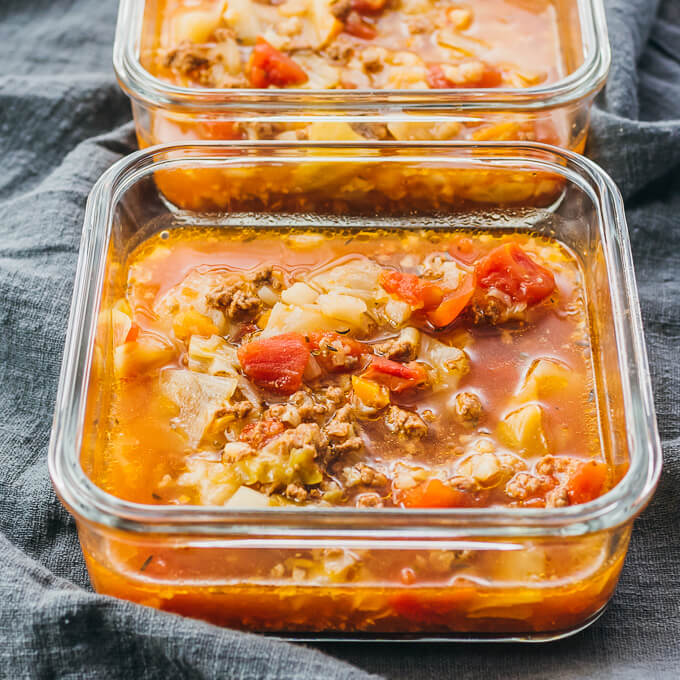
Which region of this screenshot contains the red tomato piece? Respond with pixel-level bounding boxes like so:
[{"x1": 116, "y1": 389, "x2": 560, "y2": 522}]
[
  {"x1": 566, "y1": 460, "x2": 608, "y2": 505},
  {"x1": 239, "y1": 419, "x2": 285, "y2": 448},
  {"x1": 248, "y1": 37, "x2": 308, "y2": 88},
  {"x1": 426, "y1": 61, "x2": 502, "y2": 89},
  {"x1": 426, "y1": 279, "x2": 474, "y2": 328},
  {"x1": 475, "y1": 242, "x2": 556, "y2": 306},
  {"x1": 362, "y1": 356, "x2": 428, "y2": 393},
  {"x1": 237, "y1": 332, "x2": 310, "y2": 395},
  {"x1": 126, "y1": 322, "x2": 140, "y2": 343},
  {"x1": 351, "y1": 0, "x2": 387, "y2": 12},
  {"x1": 343, "y1": 11, "x2": 377, "y2": 39},
  {"x1": 399, "y1": 479, "x2": 474, "y2": 508},
  {"x1": 307, "y1": 331, "x2": 367, "y2": 373},
  {"x1": 307, "y1": 331, "x2": 365, "y2": 357},
  {"x1": 198, "y1": 119, "x2": 245, "y2": 140},
  {"x1": 379, "y1": 270, "x2": 444, "y2": 310}
]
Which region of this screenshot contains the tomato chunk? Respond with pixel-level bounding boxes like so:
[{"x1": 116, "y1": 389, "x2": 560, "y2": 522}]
[
  {"x1": 362, "y1": 356, "x2": 428, "y2": 393},
  {"x1": 248, "y1": 38, "x2": 308, "y2": 88},
  {"x1": 426, "y1": 279, "x2": 474, "y2": 328},
  {"x1": 379, "y1": 270, "x2": 444, "y2": 310},
  {"x1": 197, "y1": 119, "x2": 245, "y2": 140},
  {"x1": 566, "y1": 460, "x2": 607, "y2": 505},
  {"x1": 343, "y1": 11, "x2": 377, "y2": 39},
  {"x1": 399, "y1": 479, "x2": 475, "y2": 508},
  {"x1": 351, "y1": 0, "x2": 387, "y2": 12},
  {"x1": 307, "y1": 331, "x2": 366, "y2": 373},
  {"x1": 426, "y1": 61, "x2": 502, "y2": 89},
  {"x1": 475, "y1": 242, "x2": 556, "y2": 306},
  {"x1": 239, "y1": 419, "x2": 285, "y2": 448},
  {"x1": 307, "y1": 331, "x2": 364, "y2": 357},
  {"x1": 237, "y1": 332, "x2": 310, "y2": 395}
]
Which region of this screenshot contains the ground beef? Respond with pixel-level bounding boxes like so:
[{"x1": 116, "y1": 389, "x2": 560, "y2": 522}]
[
  {"x1": 284, "y1": 482, "x2": 308, "y2": 502},
  {"x1": 326, "y1": 40, "x2": 354, "y2": 63},
  {"x1": 470, "y1": 291, "x2": 528, "y2": 326},
  {"x1": 262, "y1": 422, "x2": 329, "y2": 460},
  {"x1": 290, "y1": 390, "x2": 329, "y2": 421},
  {"x1": 453, "y1": 391, "x2": 483, "y2": 425},
  {"x1": 505, "y1": 472, "x2": 551, "y2": 501},
  {"x1": 163, "y1": 44, "x2": 248, "y2": 88},
  {"x1": 344, "y1": 463, "x2": 388, "y2": 488},
  {"x1": 163, "y1": 44, "x2": 210, "y2": 76},
  {"x1": 350, "y1": 123, "x2": 391, "y2": 140},
  {"x1": 208, "y1": 280, "x2": 261, "y2": 320},
  {"x1": 207, "y1": 267, "x2": 281, "y2": 320},
  {"x1": 355, "y1": 492, "x2": 384, "y2": 508},
  {"x1": 324, "y1": 404, "x2": 364, "y2": 454},
  {"x1": 215, "y1": 400, "x2": 253, "y2": 422},
  {"x1": 384, "y1": 405, "x2": 428, "y2": 438}
]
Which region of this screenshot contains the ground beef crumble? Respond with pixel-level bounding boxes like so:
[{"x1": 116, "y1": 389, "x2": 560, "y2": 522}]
[{"x1": 384, "y1": 405, "x2": 428, "y2": 438}]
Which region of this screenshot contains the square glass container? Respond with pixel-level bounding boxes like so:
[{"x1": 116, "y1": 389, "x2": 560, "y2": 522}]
[
  {"x1": 113, "y1": 0, "x2": 610, "y2": 154},
  {"x1": 49, "y1": 141, "x2": 660, "y2": 641}
]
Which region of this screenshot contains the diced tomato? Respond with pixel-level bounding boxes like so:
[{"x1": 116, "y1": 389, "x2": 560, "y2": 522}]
[
  {"x1": 448, "y1": 235, "x2": 482, "y2": 265},
  {"x1": 351, "y1": 0, "x2": 387, "y2": 12},
  {"x1": 379, "y1": 270, "x2": 444, "y2": 310},
  {"x1": 237, "y1": 332, "x2": 310, "y2": 395},
  {"x1": 475, "y1": 242, "x2": 556, "y2": 306},
  {"x1": 566, "y1": 460, "x2": 607, "y2": 505},
  {"x1": 248, "y1": 37, "x2": 308, "y2": 88},
  {"x1": 126, "y1": 322, "x2": 140, "y2": 343},
  {"x1": 239, "y1": 419, "x2": 285, "y2": 448},
  {"x1": 426, "y1": 61, "x2": 502, "y2": 89},
  {"x1": 425, "y1": 64, "x2": 451, "y2": 89},
  {"x1": 390, "y1": 581, "x2": 477, "y2": 623},
  {"x1": 399, "y1": 479, "x2": 475, "y2": 508},
  {"x1": 198, "y1": 119, "x2": 244, "y2": 140},
  {"x1": 426, "y1": 279, "x2": 474, "y2": 328},
  {"x1": 362, "y1": 356, "x2": 428, "y2": 393},
  {"x1": 343, "y1": 11, "x2": 377, "y2": 39},
  {"x1": 307, "y1": 331, "x2": 365, "y2": 357}
]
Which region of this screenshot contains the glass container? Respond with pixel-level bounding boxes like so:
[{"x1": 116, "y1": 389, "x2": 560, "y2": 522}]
[
  {"x1": 113, "y1": 0, "x2": 610, "y2": 153},
  {"x1": 49, "y1": 141, "x2": 660, "y2": 641}
]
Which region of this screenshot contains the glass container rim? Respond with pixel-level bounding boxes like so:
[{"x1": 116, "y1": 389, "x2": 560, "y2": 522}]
[
  {"x1": 48, "y1": 140, "x2": 661, "y2": 539},
  {"x1": 113, "y1": 0, "x2": 610, "y2": 112}
]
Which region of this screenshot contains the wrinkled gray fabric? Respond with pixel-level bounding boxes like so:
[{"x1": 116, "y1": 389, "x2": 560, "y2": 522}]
[{"x1": 0, "y1": 0, "x2": 678, "y2": 678}]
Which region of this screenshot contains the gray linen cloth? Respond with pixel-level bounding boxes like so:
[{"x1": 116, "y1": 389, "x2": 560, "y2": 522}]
[{"x1": 0, "y1": 0, "x2": 678, "y2": 677}]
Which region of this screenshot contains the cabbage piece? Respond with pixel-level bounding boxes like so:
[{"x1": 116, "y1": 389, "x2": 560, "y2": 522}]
[
  {"x1": 311, "y1": 258, "x2": 384, "y2": 302},
  {"x1": 160, "y1": 369, "x2": 237, "y2": 446},
  {"x1": 187, "y1": 335, "x2": 239, "y2": 377},
  {"x1": 262, "y1": 302, "x2": 339, "y2": 337},
  {"x1": 418, "y1": 335, "x2": 469, "y2": 388}
]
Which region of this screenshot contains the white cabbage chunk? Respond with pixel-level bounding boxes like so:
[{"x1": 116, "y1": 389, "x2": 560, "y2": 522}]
[
  {"x1": 187, "y1": 335, "x2": 240, "y2": 377},
  {"x1": 160, "y1": 369, "x2": 237, "y2": 446},
  {"x1": 418, "y1": 335, "x2": 469, "y2": 387},
  {"x1": 311, "y1": 258, "x2": 384, "y2": 302}
]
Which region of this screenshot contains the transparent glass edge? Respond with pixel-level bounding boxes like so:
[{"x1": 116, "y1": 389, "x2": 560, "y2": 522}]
[
  {"x1": 47, "y1": 141, "x2": 660, "y2": 540},
  {"x1": 113, "y1": 0, "x2": 610, "y2": 112}
]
